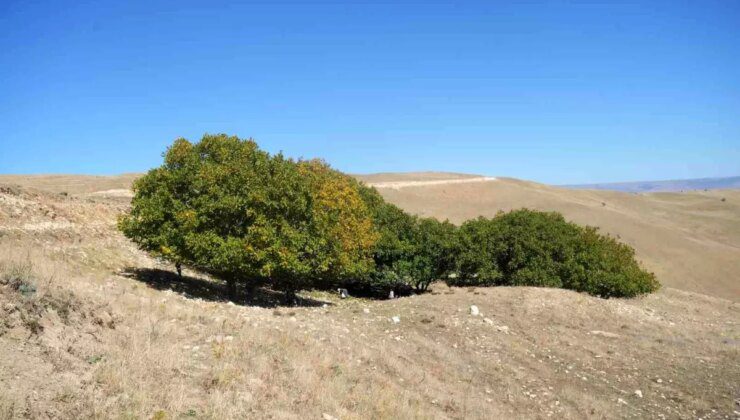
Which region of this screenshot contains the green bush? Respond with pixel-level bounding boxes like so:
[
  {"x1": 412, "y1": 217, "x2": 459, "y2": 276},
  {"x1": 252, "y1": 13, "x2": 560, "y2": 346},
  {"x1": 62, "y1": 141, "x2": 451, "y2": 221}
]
[
  {"x1": 353, "y1": 184, "x2": 457, "y2": 295},
  {"x1": 448, "y1": 209, "x2": 659, "y2": 298}
]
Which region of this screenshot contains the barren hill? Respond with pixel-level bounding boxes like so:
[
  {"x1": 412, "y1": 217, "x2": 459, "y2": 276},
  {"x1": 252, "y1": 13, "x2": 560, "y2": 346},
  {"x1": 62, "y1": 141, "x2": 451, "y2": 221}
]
[
  {"x1": 565, "y1": 175, "x2": 740, "y2": 193},
  {"x1": 0, "y1": 182, "x2": 738, "y2": 419}
]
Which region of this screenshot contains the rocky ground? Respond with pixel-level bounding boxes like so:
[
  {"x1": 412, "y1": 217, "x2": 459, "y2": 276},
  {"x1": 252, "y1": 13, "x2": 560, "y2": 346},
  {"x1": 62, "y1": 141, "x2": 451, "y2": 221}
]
[{"x1": 0, "y1": 183, "x2": 738, "y2": 419}]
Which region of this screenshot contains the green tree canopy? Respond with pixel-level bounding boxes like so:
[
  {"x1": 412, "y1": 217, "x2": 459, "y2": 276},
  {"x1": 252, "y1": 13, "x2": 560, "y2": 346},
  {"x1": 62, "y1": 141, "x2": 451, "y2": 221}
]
[
  {"x1": 449, "y1": 209, "x2": 659, "y2": 298},
  {"x1": 119, "y1": 134, "x2": 377, "y2": 301},
  {"x1": 121, "y1": 135, "x2": 659, "y2": 302}
]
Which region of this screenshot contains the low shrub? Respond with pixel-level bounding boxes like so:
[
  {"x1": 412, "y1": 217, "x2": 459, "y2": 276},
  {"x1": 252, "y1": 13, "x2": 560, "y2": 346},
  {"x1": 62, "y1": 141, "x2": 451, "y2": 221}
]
[
  {"x1": 448, "y1": 209, "x2": 659, "y2": 298},
  {"x1": 0, "y1": 260, "x2": 36, "y2": 296}
]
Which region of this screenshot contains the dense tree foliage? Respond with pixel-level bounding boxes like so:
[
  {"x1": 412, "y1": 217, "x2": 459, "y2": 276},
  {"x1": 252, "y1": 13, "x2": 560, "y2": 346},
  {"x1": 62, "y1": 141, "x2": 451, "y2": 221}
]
[
  {"x1": 121, "y1": 135, "x2": 659, "y2": 302},
  {"x1": 352, "y1": 185, "x2": 457, "y2": 295},
  {"x1": 448, "y1": 209, "x2": 659, "y2": 298},
  {"x1": 119, "y1": 135, "x2": 376, "y2": 301}
]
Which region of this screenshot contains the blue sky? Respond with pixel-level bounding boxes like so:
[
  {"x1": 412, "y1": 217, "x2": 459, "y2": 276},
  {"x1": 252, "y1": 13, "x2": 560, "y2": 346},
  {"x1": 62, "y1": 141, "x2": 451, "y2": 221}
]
[{"x1": 1, "y1": 0, "x2": 738, "y2": 184}]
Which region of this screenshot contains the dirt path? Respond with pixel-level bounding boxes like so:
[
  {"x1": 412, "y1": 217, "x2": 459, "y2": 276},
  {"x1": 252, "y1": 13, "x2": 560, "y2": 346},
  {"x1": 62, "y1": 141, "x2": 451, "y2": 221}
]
[{"x1": 367, "y1": 177, "x2": 498, "y2": 189}]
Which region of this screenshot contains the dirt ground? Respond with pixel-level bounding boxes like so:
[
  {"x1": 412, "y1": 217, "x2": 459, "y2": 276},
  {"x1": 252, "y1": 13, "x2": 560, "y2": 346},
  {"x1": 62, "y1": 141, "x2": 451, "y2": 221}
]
[{"x1": 0, "y1": 177, "x2": 738, "y2": 419}]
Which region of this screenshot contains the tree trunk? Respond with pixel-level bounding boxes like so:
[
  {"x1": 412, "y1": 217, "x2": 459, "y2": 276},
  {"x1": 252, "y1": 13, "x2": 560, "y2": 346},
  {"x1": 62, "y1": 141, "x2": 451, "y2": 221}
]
[
  {"x1": 284, "y1": 288, "x2": 296, "y2": 306},
  {"x1": 226, "y1": 279, "x2": 237, "y2": 301},
  {"x1": 245, "y1": 283, "x2": 257, "y2": 303}
]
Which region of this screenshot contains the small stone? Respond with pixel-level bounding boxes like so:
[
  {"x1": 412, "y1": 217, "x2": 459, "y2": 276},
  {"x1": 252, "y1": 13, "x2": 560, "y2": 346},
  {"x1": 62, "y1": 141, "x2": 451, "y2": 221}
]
[
  {"x1": 470, "y1": 305, "x2": 480, "y2": 316},
  {"x1": 391, "y1": 316, "x2": 401, "y2": 324},
  {"x1": 495, "y1": 325, "x2": 510, "y2": 333},
  {"x1": 363, "y1": 308, "x2": 370, "y2": 314},
  {"x1": 656, "y1": 378, "x2": 663, "y2": 384},
  {"x1": 634, "y1": 390, "x2": 643, "y2": 398},
  {"x1": 95, "y1": 311, "x2": 114, "y2": 328},
  {"x1": 590, "y1": 330, "x2": 620, "y2": 339},
  {"x1": 322, "y1": 414, "x2": 338, "y2": 420},
  {"x1": 483, "y1": 317, "x2": 494, "y2": 325},
  {"x1": 617, "y1": 398, "x2": 627, "y2": 405}
]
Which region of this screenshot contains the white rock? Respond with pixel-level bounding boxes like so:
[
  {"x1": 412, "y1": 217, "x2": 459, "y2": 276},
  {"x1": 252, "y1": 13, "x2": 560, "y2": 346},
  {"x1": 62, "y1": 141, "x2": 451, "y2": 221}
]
[
  {"x1": 391, "y1": 316, "x2": 401, "y2": 324},
  {"x1": 618, "y1": 398, "x2": 627, "y2": 405},
  {"x1": 590, "y1": 330, "x2": 620, "y2": 338},
  {"x1": 363, "y1": 308, "x2": 370, "y2": 314},
  {"x1": 483, "y1": 318, "x2": 495, "y2": 325},
  {"x1": 322, "y1": 414, "x2": 338, "y2": 420},
  {"x1": 634, "y1": 390, "x2": 643, "y2": 398},
  {"x1": 470, "y1": 305, "x2": 480, "y2": 316},
  {"x1": 495, "y1": 325, "x2": 510, "y2": 333}
]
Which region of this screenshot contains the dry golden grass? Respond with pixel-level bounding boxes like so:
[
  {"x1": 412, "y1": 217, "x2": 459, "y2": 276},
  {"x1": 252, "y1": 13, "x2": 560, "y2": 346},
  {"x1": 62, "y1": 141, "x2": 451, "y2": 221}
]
[
  {"x1": 0, "y1": 179, "x2": 738, "y2": 419},
  {"x1": 0, "y1": 174, "x2": 139, "y2": 195}
]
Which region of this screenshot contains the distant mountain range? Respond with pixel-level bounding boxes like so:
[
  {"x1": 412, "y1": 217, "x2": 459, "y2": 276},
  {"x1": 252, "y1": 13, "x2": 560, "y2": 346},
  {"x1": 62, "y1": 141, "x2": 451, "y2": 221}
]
[{"x1": 563, "y1": 176, "x2": 740, "y2": 193}]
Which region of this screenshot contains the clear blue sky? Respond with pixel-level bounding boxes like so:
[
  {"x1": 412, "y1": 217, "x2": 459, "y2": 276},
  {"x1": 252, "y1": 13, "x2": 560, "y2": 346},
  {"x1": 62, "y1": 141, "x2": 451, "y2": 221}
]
[{"x1": 1, "y1": 1, "x2": 738, "y2": 184}]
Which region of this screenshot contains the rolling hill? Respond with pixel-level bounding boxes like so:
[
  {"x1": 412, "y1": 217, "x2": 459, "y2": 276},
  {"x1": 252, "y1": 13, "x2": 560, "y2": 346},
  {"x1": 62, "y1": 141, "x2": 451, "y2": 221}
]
[
  {"x1": 359, "y1": 173, "x2": 740, "y2": 301},
  {"x1": 0, "y1": 173, "x2": 738, "y2": 418},
  {"x1": 564, "y1": 175, "x2": 740, "y2": 193}
]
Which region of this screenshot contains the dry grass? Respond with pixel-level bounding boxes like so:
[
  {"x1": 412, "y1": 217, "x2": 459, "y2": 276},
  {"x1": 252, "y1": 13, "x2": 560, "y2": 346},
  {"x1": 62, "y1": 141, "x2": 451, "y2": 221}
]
[{"x1": 0, "y1": 176, "x2": 738, "y2": 419}]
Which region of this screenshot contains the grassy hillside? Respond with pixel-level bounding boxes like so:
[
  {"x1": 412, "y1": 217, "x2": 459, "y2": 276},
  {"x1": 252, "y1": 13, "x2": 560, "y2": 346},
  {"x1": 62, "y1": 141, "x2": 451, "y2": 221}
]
[{"x1": 0, "y1": 183, "x2": 737, "y2": 419}]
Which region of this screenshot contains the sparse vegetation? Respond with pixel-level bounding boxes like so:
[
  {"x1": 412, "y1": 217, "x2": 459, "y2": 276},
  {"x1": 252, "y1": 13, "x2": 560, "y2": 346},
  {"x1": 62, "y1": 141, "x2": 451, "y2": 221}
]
[{"x1": 0, "y1": 259, "x2": 36, "y2": 296}]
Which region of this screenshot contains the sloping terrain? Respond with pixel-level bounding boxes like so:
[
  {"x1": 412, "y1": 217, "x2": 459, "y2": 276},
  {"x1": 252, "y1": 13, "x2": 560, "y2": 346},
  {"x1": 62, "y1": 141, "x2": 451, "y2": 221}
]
[
  {"x1": 6, "y1": 172, "x2": 739, "y2": 300},
  {"x1": 0, "y1": 174, "x2": 139, "y2": 195},
  {"x1": 0, "y1": 177, "x2": 738, "y2": 419},
  {"x1": 359, "y1": 174, "x2": 740, "y2": 301},
  {"x1": 565, "y1": 175, "x2": 740, "y2": 193}
]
